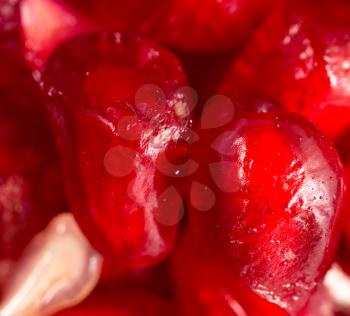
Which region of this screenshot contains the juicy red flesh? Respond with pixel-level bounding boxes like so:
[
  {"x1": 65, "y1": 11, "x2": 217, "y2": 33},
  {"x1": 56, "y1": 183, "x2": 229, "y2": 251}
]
[
  {"x1": 142, "y1": 0, "x2": 275, "y2": 53},
  {"x1": 55, "y1": 286, "x2": 176, "y2": 316},
  {"x1": 41, "y1": 32, "x2": 192, "y2": 268},
  {"x1": 0, "y1": 0, "x2": 347, "y2": 313},
  {"x1": 189, "y1": 108, "x2": 345, "y2": 314},
  {"x1": 0, "y1": 50, "x2": 65, "y2": 260},
  {"x1": 220, "y1": 0, "x2": 350, "y2": 140},
  {"x1": 172, "y1": 236, "x2": 288, "y2": 316}
]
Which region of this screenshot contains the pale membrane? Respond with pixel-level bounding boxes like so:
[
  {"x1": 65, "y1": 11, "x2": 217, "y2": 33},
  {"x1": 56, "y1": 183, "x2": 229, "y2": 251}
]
[
  {"x1": 324, "y1": 263, "x2": 350, "y2": 314},
  {"x1": 0, "y1": 213, "x2": 102, "y2": 316}
]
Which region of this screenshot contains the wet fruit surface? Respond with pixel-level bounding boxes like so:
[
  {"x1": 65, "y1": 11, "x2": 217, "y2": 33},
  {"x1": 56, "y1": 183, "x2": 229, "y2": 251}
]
[
  {"x1": 221, "y1": 0, "x2": 350, "y2": 140},
  {"x1": 0, "y1": 50, "x2": 65, "y2": 260},
  {"x1": 41, "y1": 32, "x2": 193, "y2": 268},
  {"x1": 0, "y1": 0, "x2": 349, "y2": 314},
  {"x1": 189, "y1": 108, "x2": 345, "y2": 314}
]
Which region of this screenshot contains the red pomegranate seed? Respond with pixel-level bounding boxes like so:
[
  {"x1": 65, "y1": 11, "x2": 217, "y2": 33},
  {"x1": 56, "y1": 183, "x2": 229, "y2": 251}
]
[
  {"x1": 41, "y1": 32, "x2": 193, "y2": 268},
  {"x1": 220, "y1": 0, "x2": 350, "y2": 140},
  {"x1": 188, "y1": 106, "x2": 345, "y2": 314}
]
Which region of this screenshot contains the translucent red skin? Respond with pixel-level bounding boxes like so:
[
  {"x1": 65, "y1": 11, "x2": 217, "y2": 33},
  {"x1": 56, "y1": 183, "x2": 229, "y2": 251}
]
[
  {"x1": 172, "y1": 236, "x2": 288, "y2": 316},
  {"x1": 141, "y1": 0, "x2": 275, "y2": 53},
  {"x1": 41, "y1": 32, "x2": 192, "y2": 268},
  {"x1": 189, "y1": 110, "x2": 345, "y2": 314},
  {"x1": 0, "y1": 51, "x2": 66, "y2": 260},
  {"x1": 220, "y1": 0, "x2": 350, "y2": 140},
  {"x1": 55, "y1": 287, "x2": 177, "y2": 316}
]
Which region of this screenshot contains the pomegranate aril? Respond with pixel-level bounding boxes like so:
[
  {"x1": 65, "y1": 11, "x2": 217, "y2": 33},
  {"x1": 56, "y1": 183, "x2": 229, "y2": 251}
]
[
  {"x1": 0, "y1": 50, "x2": 66, "y2": 260},
  {"x1": 189, "y1": 106, "x2": 345, "y2": 314},
  {"x1": 41, "y1": 32, "x2": 192, "y2": 268},
  {"x1": 221, "y1": 0, "x2": 350, "y2": 140}
]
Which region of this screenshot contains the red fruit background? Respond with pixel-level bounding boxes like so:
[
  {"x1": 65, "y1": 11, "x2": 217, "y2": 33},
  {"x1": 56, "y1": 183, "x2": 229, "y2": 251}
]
[
  {"x1": 55, "y1": 286, "x2": 177, "y2": 316},
  {"x1": 1, "y1": 0, "x2": 350, "y2": 315}
]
